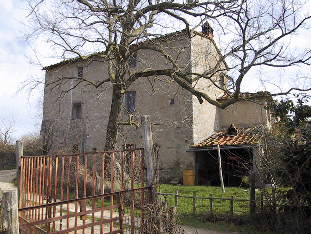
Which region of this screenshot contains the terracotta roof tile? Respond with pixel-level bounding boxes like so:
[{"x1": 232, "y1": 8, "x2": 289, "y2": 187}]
[
  {"x1": 217, "y1": 92, "x2": 272, "y2": 101},
  {"x1": 44, "y1": 28, "x2": 228, "y2": 70},
  {"x1": 193, "y1": 125, "x2": 263, "y2": 148}
]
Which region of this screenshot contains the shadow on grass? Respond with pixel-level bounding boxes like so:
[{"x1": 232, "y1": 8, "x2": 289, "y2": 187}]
[{"x1": 180, "y1": 210, "x2": 311, "y2": 234}]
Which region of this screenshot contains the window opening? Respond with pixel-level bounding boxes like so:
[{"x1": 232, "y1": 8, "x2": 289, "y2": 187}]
[
  {"x1": 218, "y1": 73, "x2": 225, "y2": 88},
  {"x1": 170, "y1": 98, "x2": 175, "y2": 105},
  {"x1": 125, "y1": 91, "x2": 136, "y2": 113},
  {"x1": 73, "y1": 144, "x2": 79, "y2": 153},
  {"x1": 72, "y1": 102, "x2": 82, "y2": 119},
  {"x1": 129, "y1": 52, "x2": 137, "y2": 68},
  {"x1": 77, "y1": 67, "x2": 83, "y2": 78}
]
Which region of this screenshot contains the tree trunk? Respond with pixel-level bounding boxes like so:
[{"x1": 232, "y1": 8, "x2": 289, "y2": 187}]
[{"x1": 104, "y1": 84, "x2": 124, "y2": 151}]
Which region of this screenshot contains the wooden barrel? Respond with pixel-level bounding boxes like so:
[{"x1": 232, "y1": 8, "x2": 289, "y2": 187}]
[{"x1": 183, "y1": 169, "x2": 195, "y2": 186}]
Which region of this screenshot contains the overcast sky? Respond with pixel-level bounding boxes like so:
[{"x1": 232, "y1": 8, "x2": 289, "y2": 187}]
[
  {"x1": 0, "y1": 0, "x2": 44, "y2": 141},
  {"x1": 1, "y1": 0, "x2": 311, "y2": 142}
]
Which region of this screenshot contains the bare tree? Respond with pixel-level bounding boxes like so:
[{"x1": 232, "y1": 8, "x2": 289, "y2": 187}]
[
  {"x1": 0, "y1": 118, "x2": 15, "y2": 145},
  {"x1": 26, "y1": 0, "x2": 311, "y2": 150}
]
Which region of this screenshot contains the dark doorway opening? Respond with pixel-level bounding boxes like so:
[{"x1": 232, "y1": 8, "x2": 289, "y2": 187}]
[{"x1": 195, "y1": 147, "x2": 253, "y2": 186}]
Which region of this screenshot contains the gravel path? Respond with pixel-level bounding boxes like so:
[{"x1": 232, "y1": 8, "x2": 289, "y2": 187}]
[
  {"x1": 0, "y1": 169, "x2": 17, "y2": 191},
  {"x1": 181, "y1": 226, "x2": 235, "y2": 234}
]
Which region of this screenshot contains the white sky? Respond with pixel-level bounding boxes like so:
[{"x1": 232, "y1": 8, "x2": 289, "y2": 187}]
[
  {"x1": 0, "y1": 0, "x2": 44, "y2": 141},
  {"x1": 1, "y1": 0, "x2": 311, "y2": 141}
]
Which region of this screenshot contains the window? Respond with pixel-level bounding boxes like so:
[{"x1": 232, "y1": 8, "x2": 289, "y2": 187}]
[
  {"x1": 123, "y1": 144, "x2": 136, "y2": 150},
  {"x1": 218, "y1": 73, "x2": 225, "y2": 88},
  {"x1": 129, "y1": 52, "x2": 137, "y2": 68},
  {"x1": 170, "y1": 98, "x2": 175, "y2": 105},
  {"x1": 124, "y1": 91, "x2": 136, "y2": 113},
  {"x1": 73, "y1": 144, "x2": 79, "y2": 153},
  {"x1": 77, "y1": 67, "x2": 83, "y2": 78},
  {"x1": 72, "y1": 102, "x2": 82, "y2": 119}
]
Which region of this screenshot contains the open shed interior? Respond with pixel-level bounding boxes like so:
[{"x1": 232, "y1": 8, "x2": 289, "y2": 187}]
[{"x1": 195, "y1": 147, "x2": 253, "y2": 186}]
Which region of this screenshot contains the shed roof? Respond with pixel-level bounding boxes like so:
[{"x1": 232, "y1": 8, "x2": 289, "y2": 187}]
[
  {"x1": 192, "y1": 124, "x2": 264, "y2": 149},
  {"x1": 217, "y1": 91, "x2": 272, "y2": 101}
]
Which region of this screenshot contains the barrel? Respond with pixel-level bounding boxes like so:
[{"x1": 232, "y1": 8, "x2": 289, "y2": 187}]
[{"x1": 183, "y1": 169, "x2": 195, "y2": 186}]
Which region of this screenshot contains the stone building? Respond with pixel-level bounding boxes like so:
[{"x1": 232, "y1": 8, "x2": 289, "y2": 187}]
[{"x1": 41, "y1": 24, "x2": 271, "y2": 183}]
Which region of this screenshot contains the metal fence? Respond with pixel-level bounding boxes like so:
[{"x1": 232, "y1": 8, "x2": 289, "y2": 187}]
[{"x1": 18, "y1": 148, "x2": 149, "y2": 234}]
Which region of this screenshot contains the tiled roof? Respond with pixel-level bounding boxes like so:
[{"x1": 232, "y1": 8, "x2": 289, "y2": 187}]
[
  {"x1": 217, "y1": 92, "x2": 272, "y2": 101},
  {"x1": 193, "y1": 125, "x2": 263, "y2": 148},
  {"x1": 43, "y1": 52, "x2": 106, "y2": 70},
  {"x1": 44, "y1": 28, "x2": 227, "y2": 70}
]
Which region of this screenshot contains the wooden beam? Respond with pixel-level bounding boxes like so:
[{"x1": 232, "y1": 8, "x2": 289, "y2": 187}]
[{"x1": 217, "y1": 144, "x2": 225, "y2": 193}]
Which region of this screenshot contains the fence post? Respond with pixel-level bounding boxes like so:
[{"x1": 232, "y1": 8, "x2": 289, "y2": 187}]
[
  {"x1": 249, "y1": 181, "x2": 256, "y2": 216},
  {"x1": 230, "y1": 196, "x2": 233, "y2": 217},
  {"x1": 209, "y1": 194, "x2": 213, "y2": 216},
  {"x1": 3, "y1": 189, "x2": 19, "y2": 234},
  {"x1": 141, "y1": 115, "x2": 155, "y2": 202},
  {"x1": 272, "y1": 187, "x2": 276, "y2": 214},
  {"x1": 193, "y1": 192, "x2": 196, "y2": 214},
  {"x1": 175, "y1": 190, "x2": 178, "y2": 207},
  {"x1": 16, "y1": 140, "x2": 23, "y2": 192},
  {"x1": 260, "y1": 191, "x2": 264, "y2": 211}
]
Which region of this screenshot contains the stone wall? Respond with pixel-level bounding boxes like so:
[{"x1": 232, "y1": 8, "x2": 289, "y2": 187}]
[
  {"x1": 190, "y1": 33, "x2": 227, "y2": 145},
  {"x1": 218, "y1": 99, "x2": 271, "y2": 130},
  {"x1": 41, "y1": 33, "x2": 197, "y2": 182},
  {"x1": 41, "y1": 31, "x2": 268, "y2": 182}
]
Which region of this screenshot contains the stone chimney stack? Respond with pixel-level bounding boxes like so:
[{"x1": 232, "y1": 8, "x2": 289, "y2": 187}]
[{"x1": 202, "y1": 22, "x2": 213, "y2": 38}]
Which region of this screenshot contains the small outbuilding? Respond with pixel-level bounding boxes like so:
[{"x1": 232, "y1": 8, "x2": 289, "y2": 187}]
[{"x1": 189, "y1": 124, "x2": 264, "y2": 186}]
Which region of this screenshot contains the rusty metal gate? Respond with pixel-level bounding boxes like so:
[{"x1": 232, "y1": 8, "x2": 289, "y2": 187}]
[{"x1": 18, "y1": 148, "x2": 149, "y2": 234}]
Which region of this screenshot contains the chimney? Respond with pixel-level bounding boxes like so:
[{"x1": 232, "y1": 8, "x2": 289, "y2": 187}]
[{"x1": 202, "y1": 22, "x2": 213, "y2": 38}]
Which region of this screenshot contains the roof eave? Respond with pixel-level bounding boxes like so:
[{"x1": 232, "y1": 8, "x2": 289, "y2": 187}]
[{"x1": 188, "y1": 144, "x2": 255, "y2": 151}]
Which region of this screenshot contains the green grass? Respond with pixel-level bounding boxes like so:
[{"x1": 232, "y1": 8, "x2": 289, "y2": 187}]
[
  {"x1": 157, "y1": 184, "x2": 292, "y2": 234},
  {"x1": 180, "y1": 214, "x2": 279, "y2": 234},
  {"x1": 1, "y1": 166, "x2": 16, "y2": 170},
  {"x1": 158, "y1": 184, "x2": 254, "y2": 215}
]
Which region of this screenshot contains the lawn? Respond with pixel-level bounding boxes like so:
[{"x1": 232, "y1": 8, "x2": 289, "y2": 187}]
[
  {"x1": 157, "y1": 184, "x2": 284, "y2": 234},
  {"x1": 157, "y1": 184, "x2": 254, "y2": 216}
]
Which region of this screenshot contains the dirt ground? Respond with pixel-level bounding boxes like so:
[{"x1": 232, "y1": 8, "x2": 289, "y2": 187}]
[
  {"x1": 181, "y1": 225, "x2": 234, "y2": 234},
  {"x1": 0, "y1": 169, "x2": 17, "y2": 191}
]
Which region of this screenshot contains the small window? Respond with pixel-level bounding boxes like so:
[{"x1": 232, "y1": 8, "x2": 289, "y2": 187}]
[
  {"x1": 123, "y1": 144, "x2": 136, "y2": 150},
  {"x1": 72, "y1": 102, "x2": 82, "y2": 119},
  {"x1": 73, "y1": 144, "x2": 79, "y2": 153},
  {"x1": 170, "y1": 98, "x2": 175, "y2": 105},
  {"x1": 129, "y1": 52, "x2": 137, "y2": 68},
  {"x1": 125, "y1": 91, "x2": 136, "y2": 113},
  {"x1": 77, "y1": 67, "x2": 83, "y2": 78},
  {"x1": 218, "y1": 73, "x2": 225, "y2": 88}
]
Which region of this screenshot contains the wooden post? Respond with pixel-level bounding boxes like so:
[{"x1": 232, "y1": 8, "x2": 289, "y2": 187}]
[
  {"x1": 249, "y1": 180, "x2": 256, "y2": 216},
  {"x1": 175, "y1": 190, "x2": 178, "y2": 207},
  {"x1": 193, "y1": 192, "x2": 196, "y2": 214},
  {"x1": 141, "y1": 116, "x2": 154, "y2": 187},
  {"x1": 272, "y1": 187, "x2": 276, "y2": 214},
  {"x1": 230, "y1": 196, "x2": 233, "y2": 217},
  {"x1": 209, "y1": 194, "x2": 213, "y2": 216},
  {"x1": 260, "y1": 191, "x2": 264, "y2": 211},
  {"x1": 3, "y1": 189, "x2": 19, "y2": 234},
  {"x1": 141, "y1": 115, "x2": 155, "y2": 202},
  {"x1": 217, "y1": 145, "x2": 225, "y2": 193},
  {"x1": 16, "y1": 140, "x2": 23, "y2": 191}
]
